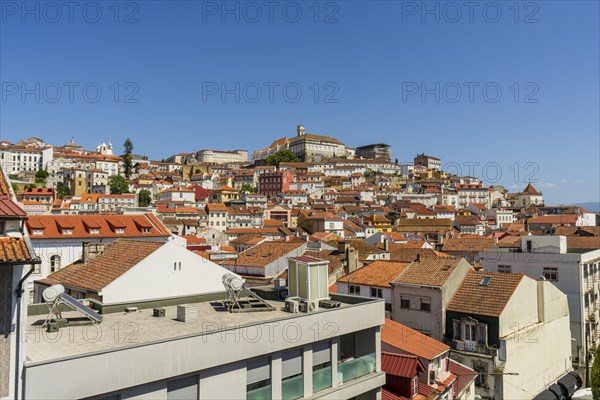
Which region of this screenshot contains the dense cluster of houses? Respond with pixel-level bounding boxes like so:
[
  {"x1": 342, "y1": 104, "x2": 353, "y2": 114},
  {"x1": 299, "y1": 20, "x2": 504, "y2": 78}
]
[{"x1": 1, "y1": 128, "x2": 598, "y2": 399}]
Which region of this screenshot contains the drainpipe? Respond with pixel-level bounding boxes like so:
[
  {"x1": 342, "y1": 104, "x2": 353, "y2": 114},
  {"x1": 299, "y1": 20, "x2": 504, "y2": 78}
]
[{"x1": 14, "y1": 261, "x2": 38, "y2": 400}]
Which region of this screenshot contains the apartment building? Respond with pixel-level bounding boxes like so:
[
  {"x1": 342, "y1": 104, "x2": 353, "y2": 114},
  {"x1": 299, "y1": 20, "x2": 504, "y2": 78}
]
[
  {"x1": 0, "y1": 139, "x2": 54, "y2": 174},
  {"x1": 445, "y1": 271, "x2": 574, "y2": 399},
  {"x1": 23, "y1": 258, "x2": 385, "y2": 400},
  {"x1": 480, "y1": 235, "x2": 600, "y2": 382},
  {"x1": 0, "y1": 167, "x2": 40, "y2": 399}
]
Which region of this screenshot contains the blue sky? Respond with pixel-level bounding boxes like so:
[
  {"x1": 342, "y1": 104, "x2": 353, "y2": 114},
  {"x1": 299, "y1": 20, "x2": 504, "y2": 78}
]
[{"x1": 1, "y1": 0, "x2": 598, "y2": 205}]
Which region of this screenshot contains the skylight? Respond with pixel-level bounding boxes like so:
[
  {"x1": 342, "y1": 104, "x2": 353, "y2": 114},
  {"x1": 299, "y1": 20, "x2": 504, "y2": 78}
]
[{"x1": 479, "y1": 276, "x2": 493, "y2": 286}]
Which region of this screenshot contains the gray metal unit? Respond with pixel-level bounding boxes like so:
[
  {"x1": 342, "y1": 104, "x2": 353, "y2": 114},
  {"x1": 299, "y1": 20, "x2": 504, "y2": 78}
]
[{"x1": 61, "y1": 293, "x2": 103, "y2": 323}]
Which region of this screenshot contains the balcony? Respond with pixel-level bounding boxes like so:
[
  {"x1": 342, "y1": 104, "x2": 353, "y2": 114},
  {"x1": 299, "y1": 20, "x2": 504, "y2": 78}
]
[
  {"x1": 446, "y1": 339, "x2": 498, "y2": 357},
  {"x1": 282, "y1": 375, "x2": 303, "y2": 400},
  {"x1": 313, "y1": 365, "x2": 332, "y2": 394},
  {"x1": 247, "y1": 385, "x2": 271, "y2": 400},
  {"x1": 338, "y1": 353, "x2": 376, "y2": 384}
]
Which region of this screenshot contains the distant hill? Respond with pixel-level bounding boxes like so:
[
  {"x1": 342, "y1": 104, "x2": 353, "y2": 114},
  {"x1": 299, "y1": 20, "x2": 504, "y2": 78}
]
[{"x1": 571, "y1": 202, "x2": 600, "y2": 213}]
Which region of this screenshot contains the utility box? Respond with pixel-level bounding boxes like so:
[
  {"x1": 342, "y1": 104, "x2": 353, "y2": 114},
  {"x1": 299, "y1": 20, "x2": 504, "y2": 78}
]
[
  {"x1": 153, "y1": 308, "x2": 166, "y2": 318},
  {"x1": 288, "y1": 256, "x2": 330, "y2": 305}
]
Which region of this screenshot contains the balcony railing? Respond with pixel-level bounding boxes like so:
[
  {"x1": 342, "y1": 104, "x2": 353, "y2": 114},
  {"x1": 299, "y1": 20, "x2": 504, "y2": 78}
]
[
  {"x1": 446, "y1": 339, "x2": 498, "y2": 357},
  {"x1": 247, "y1": 385, "x2": 271, "y2": 400},
  {"x1": 338, "y1": 353, "x2": 376, "y2": 384}
]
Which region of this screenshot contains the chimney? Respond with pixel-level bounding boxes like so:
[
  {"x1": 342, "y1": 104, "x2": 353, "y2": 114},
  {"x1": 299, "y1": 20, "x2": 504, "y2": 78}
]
[
  {"x1": 82, "y1": 241, "x2": 105, "y2": 264},
  {"x1": 383, "y1": 238, "x2": 389, "y2": 252},
  {"x1": 338, "y1": 240, "x2": 349, "y2": 254},
  {"x1": 414, "y1": 253, "x2": 421, "y2": 263},
  {"x1": 346, "y1": 247, "x2": 359, "y2": 274}
]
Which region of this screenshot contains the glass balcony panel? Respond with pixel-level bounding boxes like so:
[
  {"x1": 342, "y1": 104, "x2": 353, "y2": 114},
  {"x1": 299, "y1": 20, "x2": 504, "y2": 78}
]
[
  {"x1": 247, "y1": 385, "x2": 271, "y2": 400},
  {"x1": 282, "y1": 375, "x2": 303, "y2": 400},
  {"x1": 313, "y1": 366, "x2": 332, "y2": 393},
  {"x1": 338, "y1": 353, "x2": 376, "y2": 384}
]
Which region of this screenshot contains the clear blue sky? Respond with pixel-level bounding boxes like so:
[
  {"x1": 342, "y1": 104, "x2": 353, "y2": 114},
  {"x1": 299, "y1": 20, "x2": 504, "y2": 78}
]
[{"x1": 1, "y1": 1, "x2": 598, "y2": 205}]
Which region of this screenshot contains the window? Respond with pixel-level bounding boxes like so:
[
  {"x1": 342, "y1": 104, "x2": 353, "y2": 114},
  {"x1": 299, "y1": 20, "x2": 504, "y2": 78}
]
[
  {"x1": 34, "y1": 263, "x2": 41, "y2": 274},
  {"x1": 313, "y1": 342, "x2": 332, "y2": 393},
  {"x1": 50, "y1": 255, "x2": 61, "y2": 272},
  {"x1": 498, "y1": 264, "x2": 512, "y2": 273},
  {"x1": 349, "y1": 285, "x2": 360, "y2": 295},
  {"x1": 247, "y1": 357, "x2": 271, "y2": 400},
  {"x1": 412, "y1": 376, "x2": 418, "y2": 396},
  {"x1": 63, "y1": 228, "x2": 73, "y2": 235},
  {"x1": 282, "y1": 349, "x2": 303, "y2": 400},
  {"x1": 370, "y1": 287, "x2": 383, "y2": 298},
  {"x1": 400, "y1": 296, "x2": 410, "y2": 309},
  {"x1": 116, "y1": 228, "x2": 124, "y2": 234},
  {"x1": 543, "y1": 267, "x2": 558, "y2": 281},
  {"x1": 473, "y1": 362, "x2": 487, "y2": 387},
  {"x1": 420, "y1": 298, "x2": 431, "y2": 312},
  {"x1": 0, "y1": 221, "x2": 4, "y2": 235},
  {"x1": 167, "y1": 376, "x2": 198, "y2": 400}
]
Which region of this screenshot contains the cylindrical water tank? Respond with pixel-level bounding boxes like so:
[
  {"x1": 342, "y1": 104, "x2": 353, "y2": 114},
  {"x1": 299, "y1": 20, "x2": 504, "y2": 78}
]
[{"x1": 42, "y1": 284, "x2": 65, "y2": 302}]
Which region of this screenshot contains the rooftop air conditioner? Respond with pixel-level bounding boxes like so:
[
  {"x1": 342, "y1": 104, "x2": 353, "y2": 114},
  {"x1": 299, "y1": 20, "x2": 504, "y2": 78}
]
[{"x1": 285, "y1": 297, "x2": 300, "y2": 313}]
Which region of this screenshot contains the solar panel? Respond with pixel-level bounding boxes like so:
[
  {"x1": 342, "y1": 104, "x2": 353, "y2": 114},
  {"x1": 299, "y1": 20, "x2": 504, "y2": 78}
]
[{"x1": 61, "y1": 293, "x2": 103, "y2": 323}]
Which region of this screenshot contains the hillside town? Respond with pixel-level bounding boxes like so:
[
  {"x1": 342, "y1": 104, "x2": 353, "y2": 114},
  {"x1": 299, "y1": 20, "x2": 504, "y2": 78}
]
[{"x1": 1, "y1": 125, "x2": 598, "y2": 400}]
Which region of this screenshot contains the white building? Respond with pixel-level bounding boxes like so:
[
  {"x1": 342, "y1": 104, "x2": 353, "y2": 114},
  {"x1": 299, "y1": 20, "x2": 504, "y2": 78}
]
[
  {"x1": 0, "y1": 139, "x2": 54, "y2": 174},
  {"x1": 195, "y1": 149, "x2": 248, "y2": 164},
  {"x1": 480, "y1": 235, "x2": 600, "y2": 381},
  {"x1": 23, "y1": 261, "x2": 385, "y2": 400}
]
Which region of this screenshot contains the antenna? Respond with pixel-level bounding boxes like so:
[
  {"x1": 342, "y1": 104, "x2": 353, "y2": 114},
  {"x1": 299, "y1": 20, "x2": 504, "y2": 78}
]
[{"x1": 42, "y1": 284, "x2": 103, "y2": 327}]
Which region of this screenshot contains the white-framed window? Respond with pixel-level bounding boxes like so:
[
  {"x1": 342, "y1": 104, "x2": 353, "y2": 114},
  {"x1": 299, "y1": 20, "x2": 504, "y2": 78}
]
[
  {"x1": 370, "y1": 287, "x2": 383, "y2": 298},
  {"x1": 411, "y1": 376, "x2": 418, "y2": 397},
  {"x1": 349, "y1": 285, "x2": 360, "y2": 295},
  {"x1": 50, "y1": 255, "x2": 61, "y2": 272}
]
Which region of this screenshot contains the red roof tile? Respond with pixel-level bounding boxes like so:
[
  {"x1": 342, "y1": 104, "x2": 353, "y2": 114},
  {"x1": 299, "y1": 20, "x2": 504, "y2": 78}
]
[
  {"x1": 0, "y1": 237, "x2": 34, "y2": 263},
  {"x1": 382, "y1": 352, "x2": 425, "y2": 378},
  {"x1": 382, "y1": 318, "x2": 449, "y2": 360}
]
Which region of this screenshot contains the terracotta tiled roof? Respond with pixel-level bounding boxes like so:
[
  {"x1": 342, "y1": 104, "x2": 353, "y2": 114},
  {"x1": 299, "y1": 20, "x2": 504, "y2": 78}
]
[
  {"x1": 442, "y1": 238, "x2": 495, "y2": 253},
  {"x1": 567, "y1": 236, "x2": 600, "y2": 250},
  {"x1": 446, "y1": 270, "x2": 524, "y2": 317},
  {"x1": 221, "y1": 241, "x2": 304, "y2": 268},
  {"x1": 25, "y1": 214, "x2": 170, "y2": 239},
  {"x1": 381, "y1": 352, "x2": 425, "y2": 378},
  {"x1": 206, "y1": 203, "x2": 229, "y2": 212},
  {"x1": 0, "y1": 166, "x2": 11, "y2": 195},
  {"x1": 0, "y1": 237, "x2": 34, "y2": 263},
  {"x1": 36, "y1": 239, "x2": 163, "y2": 292},
  {"x1": 520, "y1": 183, "x2": 541, "y2": 195},
  {"x1": 392, "y1": 256, "x2": 465, "y2": 287},
  {"x1": 528, "y1": 215, "x2": 579, "y2": 225},
  {"x1": 382, "y1": 318, "x2": 449, "y2": 360},
  {"x1": 0, "y1": 197, "x2": 26, "y2": 218},
  {"x1": 338, "y1": 261, "x2": 410, "y2": 288},
  {"x1": 448, "y1": 360, "x2": 477, "y2": 396}
]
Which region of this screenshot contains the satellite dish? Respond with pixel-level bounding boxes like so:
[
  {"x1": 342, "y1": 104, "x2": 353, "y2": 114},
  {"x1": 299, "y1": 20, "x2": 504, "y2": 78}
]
[{"x1": 43, "y1": 284, "x2": 65, "y2": 302}]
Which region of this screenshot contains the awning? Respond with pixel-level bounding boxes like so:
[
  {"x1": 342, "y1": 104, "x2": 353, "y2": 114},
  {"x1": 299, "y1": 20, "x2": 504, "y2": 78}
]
[
  {"x1": 532, "y1": 390, "x2": 559, "y2": 400},
  {"x1": 557, "y1": 372, "x2": 582, "y2": 397}
]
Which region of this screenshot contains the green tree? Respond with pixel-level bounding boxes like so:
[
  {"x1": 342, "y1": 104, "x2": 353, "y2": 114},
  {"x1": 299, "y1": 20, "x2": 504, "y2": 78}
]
[
  {"x1": 109, "y1": 175, "x2": 130, "y2": 194},
  {"x1": 56, "y1": 186, "x2": 68, "y2": 199},
  {"x1": 266, "y1": 149, "x2": 300, "y2": 167},
  {"x1": 123, "y1": 138, "x2": 134, "y2": 179},
  {"x1": 138, "y1": 189, "x2": 152, "y2": 207},
  {"x1": 35, "y1": 169, "x2": 49, "y2": 184},
  {"x1": 240, "y1": 183, "x2": 256, "y2": 193},
  {"x1": 592, "y1": 346, "x2": 600, "y2": 399}
]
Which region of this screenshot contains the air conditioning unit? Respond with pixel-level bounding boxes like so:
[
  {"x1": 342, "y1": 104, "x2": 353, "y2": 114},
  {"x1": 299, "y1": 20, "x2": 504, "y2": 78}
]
[
  {"x1": 300, "y1": 300, "x2": 319, "y2": 313},
  {"x1": 285, "y1": 297, "x2": 300, "y2": 313}
]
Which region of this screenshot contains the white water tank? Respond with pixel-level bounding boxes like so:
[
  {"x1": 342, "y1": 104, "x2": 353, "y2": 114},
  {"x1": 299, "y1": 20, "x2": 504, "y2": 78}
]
[{"x1": 43, "y1": 284, "x2": 65, "y2": 302}]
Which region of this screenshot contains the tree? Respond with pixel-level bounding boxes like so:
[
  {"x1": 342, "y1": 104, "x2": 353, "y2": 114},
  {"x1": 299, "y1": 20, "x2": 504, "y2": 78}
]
[
  {"x1": 109, "y1": 175, "x2": 130, "y2": 194},
  {"x1": 123, "y1": 138, "x2": 134, "y2": 179},
  {"x1": 592, "y1": 346, "x2": 600, "y2": 399},
  {"x1": 138, "y1": 189, "x2": 152, "y2": 207},
  {"x1": 266, "y1": 149, "x2": 300, "y2": 167},
  {"x1": 240, "y1": 183, "x2": 256, "y2": 193},
  {"x1": 35, "y1": 169, "x2": 49, "y2": 184}
]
